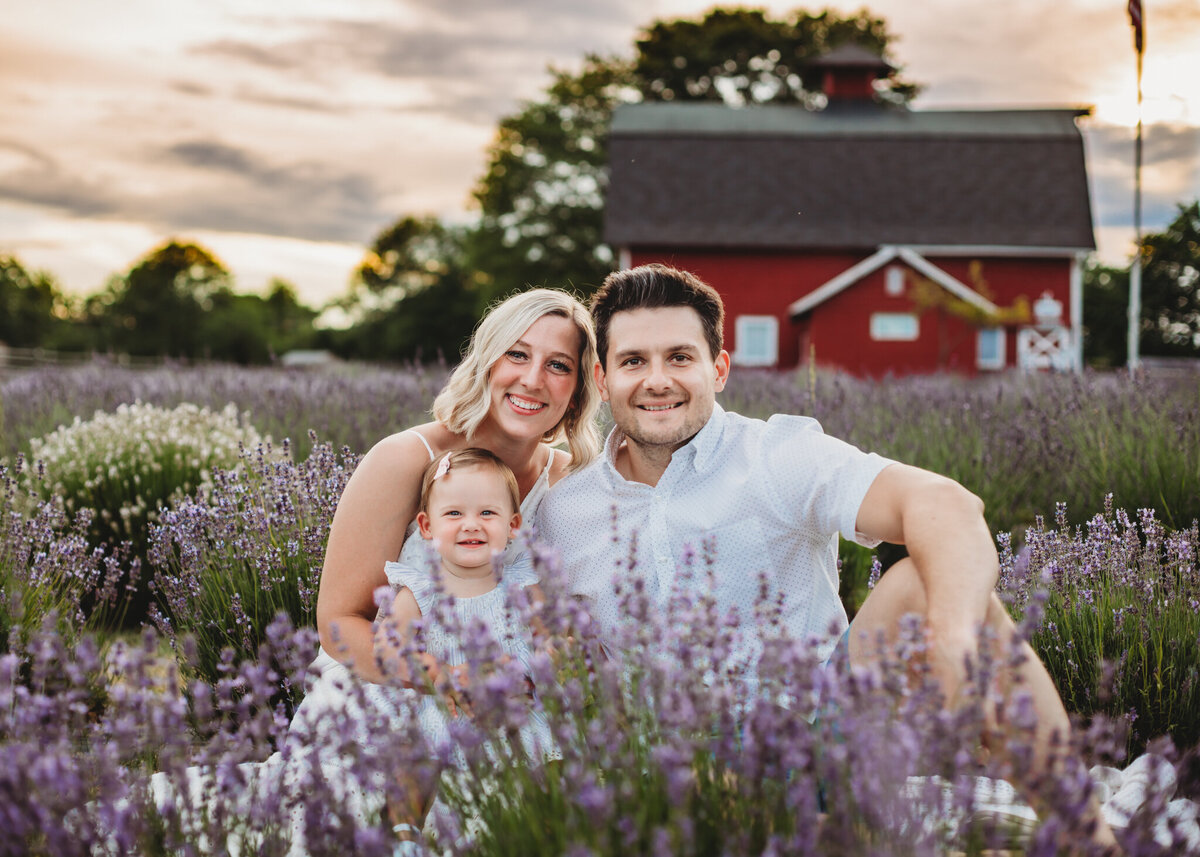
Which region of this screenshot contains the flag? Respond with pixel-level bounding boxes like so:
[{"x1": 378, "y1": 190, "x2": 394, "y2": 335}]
[{"x1": 1127, "y1": 0, "x2": 1144, "y2": 53}]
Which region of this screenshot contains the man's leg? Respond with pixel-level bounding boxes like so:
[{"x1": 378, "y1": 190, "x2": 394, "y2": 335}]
[{"x1": 848, "y1": 557, "x2": 1118, "y2": 848}]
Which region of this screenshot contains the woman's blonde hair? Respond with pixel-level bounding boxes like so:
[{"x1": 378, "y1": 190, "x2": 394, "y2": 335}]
[{"x1": 432, "y1": 288, "x2": 601, "y2": 470}]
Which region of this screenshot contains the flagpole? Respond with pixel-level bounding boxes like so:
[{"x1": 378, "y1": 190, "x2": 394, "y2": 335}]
[{"x1": 1126, "y1": 3, "x2": 1144, "y2": 373}]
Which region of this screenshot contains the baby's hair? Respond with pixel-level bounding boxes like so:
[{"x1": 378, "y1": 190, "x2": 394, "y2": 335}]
[{"x1": 418, "y1": 448, "x2": 521, "y2": 515}]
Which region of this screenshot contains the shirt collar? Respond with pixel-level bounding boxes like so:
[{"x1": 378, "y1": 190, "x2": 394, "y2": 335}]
[{"x1": 602, "y1": 402, "x2": 728, "y2": 481}]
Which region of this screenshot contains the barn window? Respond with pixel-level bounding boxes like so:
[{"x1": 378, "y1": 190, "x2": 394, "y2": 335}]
[
  {"x1": 732, "y1": 315, "x2": 778, "y2": 366},
  {"x1": 869, "y1": 313, "x2": 919, "y2": 341},
  {"x1": 884, "y1": 265, "x2": 906, "y2": 297},
  {"x1": 977, "y1": 327, "x2": 1006, "y2": 370}
]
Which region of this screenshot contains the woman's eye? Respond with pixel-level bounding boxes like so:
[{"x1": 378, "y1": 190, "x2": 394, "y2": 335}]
[
  {"x1": 506, "y1": 349, "x2": 528, "y2": 361},
  {"x1": 548, "y1": 360, "x2": 571, "y2": 374}
]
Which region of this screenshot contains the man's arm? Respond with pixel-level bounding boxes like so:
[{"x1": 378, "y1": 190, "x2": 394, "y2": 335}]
[{"x1": 854, "y1": 463, "x2": 999, "y2": 677}]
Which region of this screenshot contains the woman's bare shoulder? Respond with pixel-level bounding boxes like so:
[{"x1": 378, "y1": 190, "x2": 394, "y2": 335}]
[{"x1": 547, "y1": 445, "x2": 574, "y2": 486}]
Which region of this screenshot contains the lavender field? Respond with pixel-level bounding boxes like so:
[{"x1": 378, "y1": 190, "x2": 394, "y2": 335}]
[{"x1": 2, "y1": 361, "x2": 1199, "y2": 855}]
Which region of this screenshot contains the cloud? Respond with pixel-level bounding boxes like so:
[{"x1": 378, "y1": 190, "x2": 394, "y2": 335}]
[
  {"x1": 1083, "y1": 121, "x2": 1200, "y2": 228},
  {"x1": 0, "y1": 135, "x2": 391, "y2": 244}
]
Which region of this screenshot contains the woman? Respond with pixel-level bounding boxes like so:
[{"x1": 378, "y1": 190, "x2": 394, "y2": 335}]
[{"x1": 312, "y1": 287, "x2": 601, "y2": 685}]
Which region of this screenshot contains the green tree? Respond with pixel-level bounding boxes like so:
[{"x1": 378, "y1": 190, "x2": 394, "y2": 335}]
[
  {"x1": 91, "y1": 240, "x2": 231, "y2": 358},
  {"x1": 1082, "y1": 259, "x2": 1128, "y2": 367},
  {"x1": 0, "y1": 254, "x2": 69, "y2": 348},
  {"x1": 335, "y1": 217, "x2": 482, "y2": 363},
  {"x1": 1083, "y1": 201, "x2": 1200, "y2": 366},
  {"x1": 1138, "y1": 200, "x2": 1200, "y2": 356},
  {"x1": 471, "y1": 55, "x2": 634, "y2": 301},
  {"x1": 470, "y1": 6, "x2": 917, "y2": 301},
  {"x1": 634, "y1": 7, "x2": 917, "y2": 107}
]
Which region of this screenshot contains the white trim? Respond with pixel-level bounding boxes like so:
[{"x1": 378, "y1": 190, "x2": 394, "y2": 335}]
[
  {"x1": 895, "y1": 247, "x2": 998, "y2": 314},
  {"x1": 618, "y1": 247, "x2": 632, "y2": 270},
  {"x1": 788, "y1": 245, "x2": 998, "y2": 318},
  {"x1": 1070, "y1": 252, "x2": 1085, "y2": 371},
  {"x1": 788, "y1": 246, "x2": 899, "y2": 316}
]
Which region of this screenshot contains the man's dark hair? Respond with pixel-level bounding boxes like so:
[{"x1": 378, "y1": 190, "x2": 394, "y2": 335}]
[{"x1": 590, "y1": 264, "x2": 725, "y2": 365}]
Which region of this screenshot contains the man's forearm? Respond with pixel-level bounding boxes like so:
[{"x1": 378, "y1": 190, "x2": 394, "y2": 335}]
[{"x1": 901, "y1": 479, "x2": 998, "y2": 643}]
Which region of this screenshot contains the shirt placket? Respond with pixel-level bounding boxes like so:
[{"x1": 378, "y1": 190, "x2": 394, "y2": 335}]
[{"x1": 648, "y1": 471, "x2": 676, "y2": 605}]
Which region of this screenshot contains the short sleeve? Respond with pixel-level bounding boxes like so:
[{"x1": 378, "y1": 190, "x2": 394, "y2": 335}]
[
  {"x1": 383, "y1": 560, "x2": 436, "y2": 614},
  {"x1": 758, "y1": 414, "x2": 893, "y2": 546}
]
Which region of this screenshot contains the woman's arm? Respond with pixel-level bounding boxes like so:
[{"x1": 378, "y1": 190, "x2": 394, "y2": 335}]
[{"x1": 316, "y1": 429, "x2": 434, "y2": 683}]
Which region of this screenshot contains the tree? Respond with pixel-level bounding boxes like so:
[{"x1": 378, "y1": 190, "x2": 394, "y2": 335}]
[
  {"x1": 0, "y1": 254, "x2": 69, "y2": 348},
  {"x1": 1137, "y1": 200, "x2": 1200, "y2": 356},
  {"x1": 634, "y1": 7, "x2": 918, "y2": 107},
  {"x1": 335, "y1": 217, "x2": 483, "y2": 363},
  {"x1": 1083, "y1": 201, "x2": 1200, "y2": 366},
  {"x1": 91, "y1": 240, "x2": 231, "y2": 358},
  {"x1": 1082, "y1": 259, "x2": 1128, "y2": 367},
  {"x1": 471, "y1": 55, "x2": 634, "y2": 301},
  {"x1": 470, "y1": 7, "x2": 917, "y2": 300}
]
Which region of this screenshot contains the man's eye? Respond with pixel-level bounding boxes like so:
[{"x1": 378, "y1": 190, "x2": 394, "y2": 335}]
[{"x1": 623, "y1": 357, "x2": 643, "y2": 367}]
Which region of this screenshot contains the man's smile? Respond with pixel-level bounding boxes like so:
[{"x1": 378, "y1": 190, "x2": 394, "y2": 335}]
[{"x1": 638, "y1": 402, "x2": 683, "y2": 411}]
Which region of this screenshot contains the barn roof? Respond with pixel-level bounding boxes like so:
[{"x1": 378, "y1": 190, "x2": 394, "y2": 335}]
[{"x1": 604, "y1": 103, "x2": 1096, "y2": 252}]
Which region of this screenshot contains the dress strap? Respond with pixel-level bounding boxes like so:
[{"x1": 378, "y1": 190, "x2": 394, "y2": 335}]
[{"x1": 404, "y1": 429, "x2": 436, "y2": 462}]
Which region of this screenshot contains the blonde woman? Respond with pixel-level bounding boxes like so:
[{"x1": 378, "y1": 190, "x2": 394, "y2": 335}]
[{"x1": 314, "y1": 288, "x2": 600, "y2": 686}]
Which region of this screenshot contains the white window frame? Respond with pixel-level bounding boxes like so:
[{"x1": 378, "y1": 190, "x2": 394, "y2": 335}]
[
  {"x1": 976, "y1": 327, "x2": 1006, "y2": 370},
  {"x1": 869, "y1": 313, "x2": 919, "y2": 342},
  {"x1": 732, "y1": 315, "x2": 779, "y2": 367}
]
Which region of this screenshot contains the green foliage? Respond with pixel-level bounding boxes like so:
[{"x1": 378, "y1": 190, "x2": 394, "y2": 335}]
[
  {"x1": 1082, "y1": 259, "x2": 1128, "y2": 367},
  {"x1": 149, "y1": 437, "x2": 357, "y2": 695},
  {"x1": 88, "y1": 240, "x2": 231, "y2": 358},
  {"x1": 634, "y1": 6, "x2": 918, "y2": 107},
  {"x1": 333, "y1": 217, "x2": 483, "y2": 363},
  {"x1": 470, "y1": 55, "x2": 633, "y2": 301},
  {"x1": 27, "y1": 401, "x2": 263, "y2": 628},
  {"x1": 0, "y1": 254, "x2": 71, "y2": 349},
  {"x1": 1005, "y1": 502, "x2": 1200, "y2": 756},
  {"x1": 1137, "y1": 200, "x2": 1200, "y2": 356}
]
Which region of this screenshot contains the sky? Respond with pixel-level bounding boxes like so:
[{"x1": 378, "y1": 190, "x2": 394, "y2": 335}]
[{"x1": 2, "y1": 0, "x2": 1199, "y2": 309}]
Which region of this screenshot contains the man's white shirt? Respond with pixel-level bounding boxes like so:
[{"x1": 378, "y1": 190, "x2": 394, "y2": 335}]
[{"x1": 535, "y1": 403, "x2": 893, "y2": 667}]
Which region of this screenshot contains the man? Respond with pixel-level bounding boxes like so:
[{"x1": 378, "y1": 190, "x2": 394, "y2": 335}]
[{"x1": 536, "y1": 263, "x2": 1117, "y2": 848}]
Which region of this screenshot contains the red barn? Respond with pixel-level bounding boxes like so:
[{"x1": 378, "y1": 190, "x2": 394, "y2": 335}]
[{"x1": 603, "y1": 53, "x2": 1095, "y2": 376}]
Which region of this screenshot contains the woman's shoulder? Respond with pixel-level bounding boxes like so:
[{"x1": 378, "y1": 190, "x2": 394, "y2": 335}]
[
  {"x1": 545, "y1": 445, "x2": 574, "y2": 487},
  {"x1": 370, "y1": 421, "x2": 460, "y2": 463}
]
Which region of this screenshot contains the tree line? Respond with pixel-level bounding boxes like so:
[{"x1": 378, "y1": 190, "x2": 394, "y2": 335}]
[{"x1": 2, "y1": 7, "x2": 1197, "y2": 366}]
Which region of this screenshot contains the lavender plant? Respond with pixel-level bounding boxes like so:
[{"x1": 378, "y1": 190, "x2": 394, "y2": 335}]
[
  {"x1": 2, "y1": 359, "x2": 446, "y2": 460},
  {"x1": 2, "y1": 551, "x2": 1193, "y2": 856},
  {"x1": 23, "y1": 401, "x2": 263, "y2": 629},
  {"x1": 1003, "y1": 499, "x2": 1200, "y2": 757},
  {"x1": 0, "y1": 458, "x2": 127, "y2": 656},
  {"x1": 149, "y1": 435, "x2": 359, "y2": 692}
]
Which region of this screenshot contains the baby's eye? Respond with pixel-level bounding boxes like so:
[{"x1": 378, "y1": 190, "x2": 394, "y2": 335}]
[{"x1": 445, "y1": 510, "x2": 462, "y2": 517}]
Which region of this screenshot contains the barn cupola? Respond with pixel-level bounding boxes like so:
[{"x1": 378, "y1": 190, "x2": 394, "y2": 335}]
[{"x1": 808, "y1": 43, "x2": 894, "y2": 109}]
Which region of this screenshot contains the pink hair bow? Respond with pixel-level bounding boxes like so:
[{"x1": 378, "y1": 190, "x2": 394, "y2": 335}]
[{"x1": 433, "y1": 453, "x2": 452, "y2": 481}]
